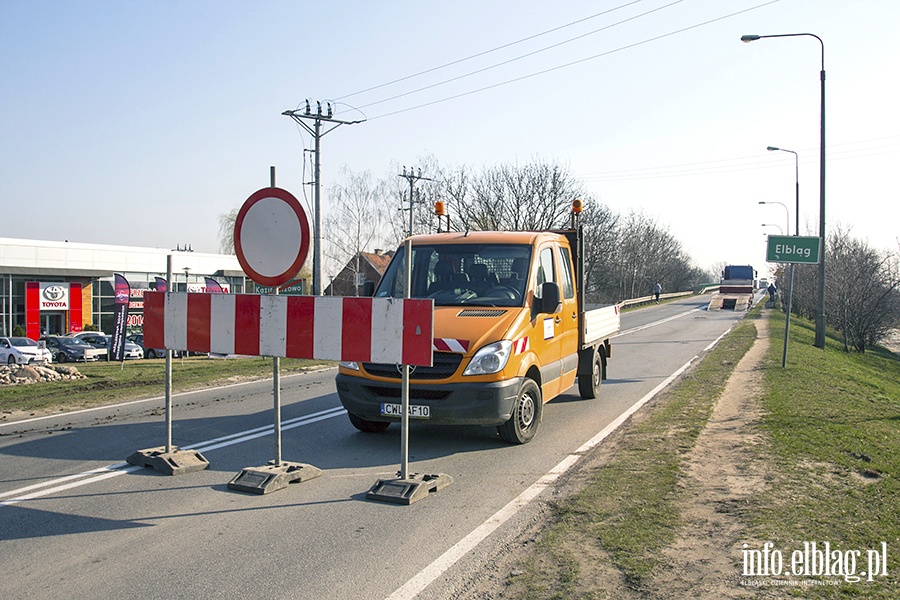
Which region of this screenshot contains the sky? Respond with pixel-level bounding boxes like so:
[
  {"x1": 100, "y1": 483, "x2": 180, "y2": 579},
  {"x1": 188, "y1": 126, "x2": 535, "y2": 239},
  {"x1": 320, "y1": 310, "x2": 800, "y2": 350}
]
[{"x1": 1, "y1": 0, "x2": 898, "y2": 278}]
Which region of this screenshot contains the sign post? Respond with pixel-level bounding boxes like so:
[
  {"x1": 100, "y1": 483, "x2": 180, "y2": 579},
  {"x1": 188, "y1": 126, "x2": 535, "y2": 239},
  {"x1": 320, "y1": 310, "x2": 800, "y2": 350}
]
[
  {"x1": 126, "y1": 256, "x2": 210, "y2": 476},
  {"x1": 766, "y1": 235, "x2": 822, "y2": 369},
  {"x1": 228, "y1": 185, "x2": 322, "y2": 494},
  {"x1": 365, "y1": 239, "x2": 453, "y2": 505}
]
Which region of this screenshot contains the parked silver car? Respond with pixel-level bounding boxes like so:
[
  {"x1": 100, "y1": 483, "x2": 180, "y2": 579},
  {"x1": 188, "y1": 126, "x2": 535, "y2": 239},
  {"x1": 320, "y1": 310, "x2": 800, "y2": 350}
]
[
  {"x1": 126, "y1": 333, "x2": 178, "y2": 359},
  {"x1": 76, "y1": 333, "x2": 143, "y2": 360}
]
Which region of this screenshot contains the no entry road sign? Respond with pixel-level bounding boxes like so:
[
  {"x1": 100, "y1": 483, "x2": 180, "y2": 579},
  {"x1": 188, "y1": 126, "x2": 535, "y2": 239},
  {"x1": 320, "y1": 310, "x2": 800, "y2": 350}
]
[{"x1": 234, "y1": 187, "x2": 310, "y2": 287}]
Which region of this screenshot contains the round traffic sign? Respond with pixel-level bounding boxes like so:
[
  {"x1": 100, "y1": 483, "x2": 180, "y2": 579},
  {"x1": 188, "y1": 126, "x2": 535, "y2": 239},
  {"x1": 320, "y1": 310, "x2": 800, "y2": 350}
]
[{"x1": 234, "y1": 187, "x2": 310, "y2": 287}]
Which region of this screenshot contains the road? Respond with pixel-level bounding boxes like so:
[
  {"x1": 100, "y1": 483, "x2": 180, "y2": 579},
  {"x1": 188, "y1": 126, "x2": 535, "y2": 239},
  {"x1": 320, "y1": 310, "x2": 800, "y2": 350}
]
[{"x1": 0, "y1": 294, "x2": 750, "y2": 600}]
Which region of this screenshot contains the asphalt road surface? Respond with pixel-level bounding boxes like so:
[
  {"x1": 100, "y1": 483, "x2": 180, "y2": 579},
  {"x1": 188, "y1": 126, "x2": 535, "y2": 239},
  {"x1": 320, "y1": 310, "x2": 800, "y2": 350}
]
[{"x1": 0, "y1": 294, "x2": 751, "y2": 600}]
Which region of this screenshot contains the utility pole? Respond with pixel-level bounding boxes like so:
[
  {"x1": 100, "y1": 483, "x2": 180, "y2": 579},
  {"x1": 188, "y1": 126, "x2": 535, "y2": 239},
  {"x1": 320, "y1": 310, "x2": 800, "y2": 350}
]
[
  {"x1": 283, "y1": 101, "x2": 364, "y2": 295},
  {"x1": 399, "y1": 166, "x2": 434, "y2": 237}
]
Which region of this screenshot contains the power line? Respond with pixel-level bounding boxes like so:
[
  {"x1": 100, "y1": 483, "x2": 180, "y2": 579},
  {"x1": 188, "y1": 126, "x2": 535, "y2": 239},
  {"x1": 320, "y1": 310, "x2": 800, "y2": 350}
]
[
  {"x1": 332, "y1": 0, "x2": 644, "y2": 102},
  {"x1": 366, "y1": 0, "x2": 780, "y2": 121},
  {"x1": 353, "y1": 0, "x2": 685, "y2": 111},
  {"x1": 575, "y1": 138, "x2": 900, "y2": 182}
]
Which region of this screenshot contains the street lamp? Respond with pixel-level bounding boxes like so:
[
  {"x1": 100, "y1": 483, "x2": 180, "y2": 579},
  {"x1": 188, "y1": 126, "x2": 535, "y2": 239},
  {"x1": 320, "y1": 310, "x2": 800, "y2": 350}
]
[
  {"x1": 765, "y1": 147, "x2": 799, "y2": 236},
  {"x1": 742, "y1": 32, "x2": 827, "y2": 348},
  {"x1": 759, "y1": 200, "x2": 790, "y2": 235},
  {"x1": 762, "y1": 223, "x2": 783, "y2": 235},
  {"x1": 764, "y1": 147, "x2": 800, "y2": 368}
]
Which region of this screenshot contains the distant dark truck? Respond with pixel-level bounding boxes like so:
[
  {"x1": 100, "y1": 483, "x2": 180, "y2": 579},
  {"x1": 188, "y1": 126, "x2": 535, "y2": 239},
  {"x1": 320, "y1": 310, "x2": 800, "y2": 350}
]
[{"x1": 708, "y1": 265, "x2": 756, "y2": 310}]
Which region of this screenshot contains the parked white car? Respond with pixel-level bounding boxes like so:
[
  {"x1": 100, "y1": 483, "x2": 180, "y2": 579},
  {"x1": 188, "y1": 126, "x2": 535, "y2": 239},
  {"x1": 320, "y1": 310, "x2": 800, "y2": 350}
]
[{"x1": 0, "y1": 336, "x2": 53, "y2": 366}]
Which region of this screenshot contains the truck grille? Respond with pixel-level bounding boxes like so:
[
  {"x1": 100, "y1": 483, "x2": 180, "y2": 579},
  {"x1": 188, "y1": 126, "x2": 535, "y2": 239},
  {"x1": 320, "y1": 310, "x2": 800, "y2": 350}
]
[
  {"x1": 362, "y1": 351, "x2": 463, "y2": 380},
  {"x1": 363, "y1": 386, "x2": 452, "y2": 401},
  {"x1": 458, "y1": 309, "x2": 507, "y2": 317}
]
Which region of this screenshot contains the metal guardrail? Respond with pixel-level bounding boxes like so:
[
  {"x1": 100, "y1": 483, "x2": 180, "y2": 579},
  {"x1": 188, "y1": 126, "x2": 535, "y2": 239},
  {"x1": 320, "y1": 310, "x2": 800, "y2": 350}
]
[{"x1": 618, "y1": 290, "x2": 693, "y2": 309}]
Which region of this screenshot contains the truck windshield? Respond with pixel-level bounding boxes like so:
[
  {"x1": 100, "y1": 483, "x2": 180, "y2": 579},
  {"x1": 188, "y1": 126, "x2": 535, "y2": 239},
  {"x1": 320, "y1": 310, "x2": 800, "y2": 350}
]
[
  {"x1": 375, "y1": 243, "x2": 532, "y2": 307},
  {"x1": 723, "y1": 265, "x2": 754, "y2": 281}
]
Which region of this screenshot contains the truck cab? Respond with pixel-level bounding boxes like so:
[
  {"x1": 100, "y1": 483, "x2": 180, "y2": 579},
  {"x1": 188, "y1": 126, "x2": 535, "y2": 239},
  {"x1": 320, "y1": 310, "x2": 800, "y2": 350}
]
[{"x1": 335, "y1": 228, "x2": 618, "y2": 444}]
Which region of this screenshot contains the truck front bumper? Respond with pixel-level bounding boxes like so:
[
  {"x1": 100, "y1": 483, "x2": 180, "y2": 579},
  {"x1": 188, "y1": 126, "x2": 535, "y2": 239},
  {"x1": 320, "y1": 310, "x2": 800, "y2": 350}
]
[{"x1": 335, "y1": 373, "x2": 522, "y2": 426}]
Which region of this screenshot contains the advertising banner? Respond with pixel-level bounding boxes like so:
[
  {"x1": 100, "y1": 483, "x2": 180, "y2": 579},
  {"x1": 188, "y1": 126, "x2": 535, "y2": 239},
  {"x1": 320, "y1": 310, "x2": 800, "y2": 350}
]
[
  {"x1": 204, "y1": 277, "x2": 225, "y2": 293},
  {"x1": 111, "y1": 274, "x2": 130, "y2": 361},
  {"x1": 154, "y1": 276, "x2": 168, "y2": 293}
]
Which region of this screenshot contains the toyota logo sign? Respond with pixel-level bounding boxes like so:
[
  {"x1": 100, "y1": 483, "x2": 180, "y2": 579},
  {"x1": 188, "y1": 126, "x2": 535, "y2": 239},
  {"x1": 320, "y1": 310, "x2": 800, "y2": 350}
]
[
  {"x1": 43, "y1": 285, "x2": 66, "y2": 301},
  {"x1": 40, "y1": 283, "x2": 70, "y2": 309}
]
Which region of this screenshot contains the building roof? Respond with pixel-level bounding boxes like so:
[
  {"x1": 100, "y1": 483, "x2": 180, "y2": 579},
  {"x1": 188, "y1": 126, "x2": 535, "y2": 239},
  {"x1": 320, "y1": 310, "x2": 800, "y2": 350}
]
[
  {"x1": 0, "y1": 237, "x2": 243, "y2": 277},
  {"x1": 360, "y1": 251, "x2": 392, "y2": 275}
]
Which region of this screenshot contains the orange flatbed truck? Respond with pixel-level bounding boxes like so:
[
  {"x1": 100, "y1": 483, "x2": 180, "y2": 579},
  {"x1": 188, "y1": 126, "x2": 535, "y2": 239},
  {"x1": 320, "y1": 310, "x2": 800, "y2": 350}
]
[{"x1": 335, "y1": 223, "x2": 620, "y2": 444}]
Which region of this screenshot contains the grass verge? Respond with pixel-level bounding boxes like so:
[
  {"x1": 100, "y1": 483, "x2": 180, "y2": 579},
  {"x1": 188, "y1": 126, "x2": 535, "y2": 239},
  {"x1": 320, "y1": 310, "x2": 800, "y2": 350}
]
[
  {"x1": 747, "y1": 310, "x2": 900, "y2": 597},
  {"x1": 507, "y1": 311, "x2": 760, "y2": 598},
  {"x1": 504, "y1": 307, "x2": 899, "y2": 598},
  {"x1": 0, "y1": 357, "x2": 332, "y2": 418}
]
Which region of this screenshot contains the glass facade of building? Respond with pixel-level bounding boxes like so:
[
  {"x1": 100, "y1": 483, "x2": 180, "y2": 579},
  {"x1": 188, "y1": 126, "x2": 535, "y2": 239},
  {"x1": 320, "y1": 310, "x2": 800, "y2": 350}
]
[{"x1": 1, "y1": 272, "x2": 247, "y2": 337}]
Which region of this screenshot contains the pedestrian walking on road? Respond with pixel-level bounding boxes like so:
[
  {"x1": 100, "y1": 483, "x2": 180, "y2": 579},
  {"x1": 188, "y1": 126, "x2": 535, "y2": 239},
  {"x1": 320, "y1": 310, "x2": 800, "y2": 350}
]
[{"x1": 654, "y1": 282, "x2": 662, "y2": 303}]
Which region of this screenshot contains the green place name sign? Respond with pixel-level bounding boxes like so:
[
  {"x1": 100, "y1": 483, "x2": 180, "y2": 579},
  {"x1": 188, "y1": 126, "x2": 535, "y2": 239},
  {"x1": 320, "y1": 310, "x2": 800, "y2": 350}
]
[
  {"x1": 256, "y1": 283, "x2": 306, "y2": 295},
  {"x1": 766, "y1": 235, "x2": 821, "y2": 264}
]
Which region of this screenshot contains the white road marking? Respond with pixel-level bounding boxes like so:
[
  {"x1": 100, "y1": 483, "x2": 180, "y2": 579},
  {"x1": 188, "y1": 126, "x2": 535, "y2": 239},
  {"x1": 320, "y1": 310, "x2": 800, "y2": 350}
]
[
  {"x1": 0, "y1": 368, "x2": 335, "y2": 429},
  {"x1": 614, "y1": 306, "x2": 704, "y2": 338},
  {"x1": 0, "y1": 406, "x2": 346, "y2": 506}
]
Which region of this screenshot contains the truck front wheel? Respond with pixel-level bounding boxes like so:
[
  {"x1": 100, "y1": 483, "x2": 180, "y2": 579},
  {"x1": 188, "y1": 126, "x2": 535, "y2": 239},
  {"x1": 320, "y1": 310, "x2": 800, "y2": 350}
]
[
  {"x1": 498, "y1": 379, "x2": 542, "y2": 444},
  {"x1": 348, "y1": 412, "x2": 391, "y2": 433}
]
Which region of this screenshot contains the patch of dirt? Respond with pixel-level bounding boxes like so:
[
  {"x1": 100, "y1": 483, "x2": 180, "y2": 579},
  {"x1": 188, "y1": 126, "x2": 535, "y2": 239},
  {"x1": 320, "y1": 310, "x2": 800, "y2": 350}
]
[
  {"x1": 464, "y1": 318, "x2": 776, "y2": 599},
  {"x1": 645, "y1": 317, "x2": 772, "y2": 599}
]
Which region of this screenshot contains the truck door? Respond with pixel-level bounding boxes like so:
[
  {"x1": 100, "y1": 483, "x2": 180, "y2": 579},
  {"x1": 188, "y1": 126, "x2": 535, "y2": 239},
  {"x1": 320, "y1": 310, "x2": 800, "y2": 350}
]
[
  {"x1": 533, "y1": 244, "x2": 565, "y2": 400},
  {"x1": 556, "y1": 244, "x2": 579, "y2": 392}
]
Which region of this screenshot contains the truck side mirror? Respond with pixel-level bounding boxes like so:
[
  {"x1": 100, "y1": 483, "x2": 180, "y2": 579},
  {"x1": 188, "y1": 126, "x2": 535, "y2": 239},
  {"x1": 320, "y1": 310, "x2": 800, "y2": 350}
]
[
  {"x1": 535, "y1": 282, "x2": 562, "y2": 314},
  {"x1": 361, "y1": 281, "x2": 375, "y2": 297}
]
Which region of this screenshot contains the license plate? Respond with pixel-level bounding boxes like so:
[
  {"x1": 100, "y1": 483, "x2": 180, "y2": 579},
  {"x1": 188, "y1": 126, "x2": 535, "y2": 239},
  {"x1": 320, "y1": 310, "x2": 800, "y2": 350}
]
[{"x1": 380, "y1": 403, "x2": 431, "y2": 419}]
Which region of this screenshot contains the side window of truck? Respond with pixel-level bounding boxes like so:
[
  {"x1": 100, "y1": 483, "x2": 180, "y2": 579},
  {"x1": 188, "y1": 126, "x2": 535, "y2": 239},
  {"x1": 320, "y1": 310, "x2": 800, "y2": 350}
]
[
  {"x1": 558, "y1": 246, "x2": 575, "y2": 299},
  {"x1": 534, "y1": 246, "x2": 555, "y2": 298}
]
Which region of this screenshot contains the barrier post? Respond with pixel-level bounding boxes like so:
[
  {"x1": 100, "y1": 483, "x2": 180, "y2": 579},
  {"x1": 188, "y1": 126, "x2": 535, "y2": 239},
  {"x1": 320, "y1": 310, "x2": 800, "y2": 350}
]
[
  {"x1": 366, "y1": 239, "x2": 453, "y2": 505},
  {"x1": 126, "y1": 255, "x2": 210, "y2": 475}
]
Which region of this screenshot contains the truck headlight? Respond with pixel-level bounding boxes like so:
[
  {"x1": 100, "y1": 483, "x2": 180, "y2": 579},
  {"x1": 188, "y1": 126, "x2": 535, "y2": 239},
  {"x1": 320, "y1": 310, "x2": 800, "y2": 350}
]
[
  {"x1": 463, "y1": 340, "x2": 512, "y2": 376},
  {"x1": 339, "y1": 361, "x2": 359, "y2": 371}
]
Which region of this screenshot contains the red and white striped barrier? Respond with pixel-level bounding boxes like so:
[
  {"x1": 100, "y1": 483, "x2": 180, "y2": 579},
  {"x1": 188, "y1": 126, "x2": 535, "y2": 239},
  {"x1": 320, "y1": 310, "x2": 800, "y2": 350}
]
[{"x1": 143, "y1": 292, "x2": 434, "y2": 366}]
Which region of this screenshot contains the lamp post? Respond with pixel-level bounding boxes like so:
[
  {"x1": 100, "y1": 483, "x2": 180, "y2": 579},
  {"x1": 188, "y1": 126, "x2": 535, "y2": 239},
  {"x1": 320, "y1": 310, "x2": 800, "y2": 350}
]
[
  {"x1": 742, "y1": 33, "x2": 826, "y2": 348},
  {"x1": 764, "y1": 147, "x2": 800, "y2": 368},
  {"x1": 762, "y1": 223, "x2": 784, "y2": 235},
  {"x1": 765, "y1": 148, "x2": 799, "y2": 236},
  {"x1": 759, "y1": 200, "x2": 790, "y2": 235}
]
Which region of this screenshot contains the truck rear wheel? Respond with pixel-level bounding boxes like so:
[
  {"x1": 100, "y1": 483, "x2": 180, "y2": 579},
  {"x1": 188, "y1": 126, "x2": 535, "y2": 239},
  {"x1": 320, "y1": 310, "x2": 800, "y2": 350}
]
[
  {"x1": 578, "y1": 349, "x2": 603, "y2": 399},
  {"x1": 498, "y1": 379, "x2": 542, "y2": 444},
  {"x1": 348, "y1": 412, "x2": 391, "y2": 433}
]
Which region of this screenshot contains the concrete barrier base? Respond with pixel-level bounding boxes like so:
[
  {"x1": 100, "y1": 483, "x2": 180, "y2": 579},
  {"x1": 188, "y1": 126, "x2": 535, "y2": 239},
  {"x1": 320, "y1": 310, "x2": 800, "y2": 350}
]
[
  {"x1": 366, "y1": 473, "x2": 454, "y2": 505},
  {"x1": 227, "y1": 461, "x2": 322, "y2": 494},
  {"x1": 126, "y1": 446, "x2": 210, "y2": 476}
]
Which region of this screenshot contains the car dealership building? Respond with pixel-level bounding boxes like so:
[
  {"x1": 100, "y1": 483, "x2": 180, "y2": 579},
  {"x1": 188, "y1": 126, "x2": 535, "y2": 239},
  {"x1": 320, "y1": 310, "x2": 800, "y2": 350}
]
[{"x1": 1, "y1": 237, "x2": 247, "y2": 339}]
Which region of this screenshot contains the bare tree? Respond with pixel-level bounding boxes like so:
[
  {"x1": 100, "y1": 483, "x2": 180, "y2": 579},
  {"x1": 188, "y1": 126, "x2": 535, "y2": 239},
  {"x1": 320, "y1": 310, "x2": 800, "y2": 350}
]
[
  {"x1": 217, "y1": 208, "x2": 239, "y2": 254},
  {"x1": 581, "y1": 202, "x2": 621, "y2": 304},
  {"x1": 322, "y1": 167, "x2": 397, "y2": 293},
  {"x1": 825, "y1": 226, "x2": 900, "y2": 351},
  {"x1": 445, "y1": 159, "x2": 583, "y2": 232},
  {"x1": 597, "y1": 211, "x2": 707, "y2": 302}
]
